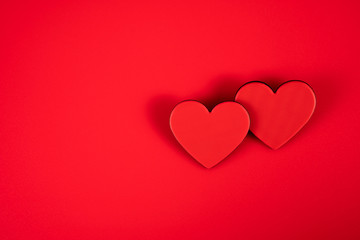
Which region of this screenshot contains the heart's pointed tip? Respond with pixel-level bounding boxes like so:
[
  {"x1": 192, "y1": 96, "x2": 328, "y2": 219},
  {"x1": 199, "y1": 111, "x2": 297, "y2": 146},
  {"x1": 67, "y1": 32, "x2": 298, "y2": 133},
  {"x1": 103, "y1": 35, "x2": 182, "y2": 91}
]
[
  {"x1": 198, "y1": 160, "x2": 221, "y2": 169},
  {"x1": 262, "y1": 140, "x2": 283, "y2": 150},
  {"x1": 201, "y1": 163, "x2": 216, "y2": 169},
  {"x1": 268, "y1": 143, "x2": 284, "y2": 150}
]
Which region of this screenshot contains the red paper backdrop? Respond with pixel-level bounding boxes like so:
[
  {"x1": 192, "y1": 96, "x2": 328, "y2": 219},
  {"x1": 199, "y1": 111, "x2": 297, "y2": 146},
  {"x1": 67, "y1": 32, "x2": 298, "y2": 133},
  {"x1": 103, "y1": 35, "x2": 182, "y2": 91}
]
[{"x1": 1, "y1": 0, "x2": 360, "y2": 239}]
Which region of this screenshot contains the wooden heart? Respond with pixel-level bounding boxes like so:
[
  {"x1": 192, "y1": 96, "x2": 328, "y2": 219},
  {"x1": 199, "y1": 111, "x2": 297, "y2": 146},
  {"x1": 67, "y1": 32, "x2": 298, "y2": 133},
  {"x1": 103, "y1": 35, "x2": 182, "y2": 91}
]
[
  {"x1": 170, "y1": 101, "x2": 250, "y2": 168},
  {"x1": 235, "y1": 81, "x2": 316, "y2": 149}
]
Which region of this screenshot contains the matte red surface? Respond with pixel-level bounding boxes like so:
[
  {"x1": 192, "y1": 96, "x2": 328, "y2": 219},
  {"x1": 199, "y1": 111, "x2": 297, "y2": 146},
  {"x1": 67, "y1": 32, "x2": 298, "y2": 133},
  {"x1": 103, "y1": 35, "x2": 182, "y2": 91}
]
[
  {"x1": 170, "y1": 101, "x2": 249, "y2": 168},
  {"x1": 1, "y1": 0, "x2": 360, "y2": 239},
  {"x1": 235, "y1": 81, "x2": 316, "y2": 149}
]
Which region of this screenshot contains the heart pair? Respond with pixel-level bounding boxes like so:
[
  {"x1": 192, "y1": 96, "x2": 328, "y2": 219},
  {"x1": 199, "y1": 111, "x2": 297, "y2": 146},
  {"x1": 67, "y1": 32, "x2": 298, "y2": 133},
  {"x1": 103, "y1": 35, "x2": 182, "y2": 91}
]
[{"x1": 169, "y1": 80, "x2": 316, "y2": 168}]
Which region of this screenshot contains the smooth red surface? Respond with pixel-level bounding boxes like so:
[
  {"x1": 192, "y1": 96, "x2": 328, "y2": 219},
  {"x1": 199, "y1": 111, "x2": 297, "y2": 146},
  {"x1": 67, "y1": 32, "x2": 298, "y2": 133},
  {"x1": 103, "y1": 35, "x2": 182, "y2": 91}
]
[
  {"x1": 235, "y1": 81, "x2": 316, "y2": 149},
  {"x1": 1, "y1": 0, "x2": 360, "y2": 239},
  {"x1": 170, "y1": 101, "x2": 249, "y2": 168}
]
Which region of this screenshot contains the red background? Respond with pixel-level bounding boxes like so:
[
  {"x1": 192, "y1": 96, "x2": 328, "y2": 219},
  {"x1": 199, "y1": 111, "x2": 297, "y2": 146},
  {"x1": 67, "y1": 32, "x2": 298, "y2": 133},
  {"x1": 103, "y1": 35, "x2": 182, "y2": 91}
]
[{"x1": 1, "y1": 0, "x2": 360, "y2": 239}]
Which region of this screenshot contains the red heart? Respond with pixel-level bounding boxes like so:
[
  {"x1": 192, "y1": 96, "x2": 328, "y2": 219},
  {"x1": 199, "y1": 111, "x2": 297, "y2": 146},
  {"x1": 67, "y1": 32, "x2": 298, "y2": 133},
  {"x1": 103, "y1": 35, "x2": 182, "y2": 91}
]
[
  {"x1": 170, "y1": 101, "x2": 250, "y2": 168},
  {"x1": 235, "y1": 81, "x2": 316, "y2": 149}
]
